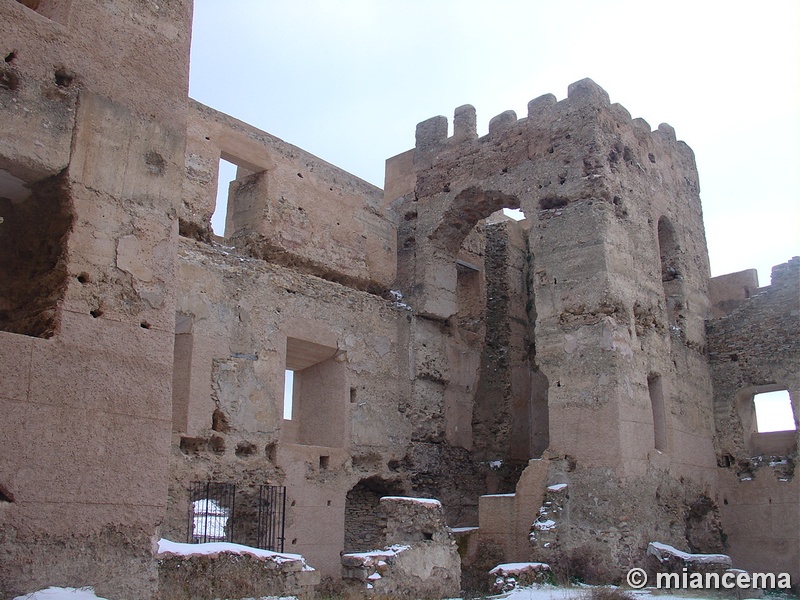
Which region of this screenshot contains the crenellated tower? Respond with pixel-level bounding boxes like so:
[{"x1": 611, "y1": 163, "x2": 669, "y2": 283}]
[{"x1": 386, "y1": 78, "x2": 720, "y2": 575}]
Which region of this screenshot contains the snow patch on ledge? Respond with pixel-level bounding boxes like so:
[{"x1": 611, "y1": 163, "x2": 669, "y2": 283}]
[
  {"x1": 157, "y1": 538, "x2": 308, "y2": 567},
  {"x1": 452, "y1": 526, "x2": 479, "y2": 534},
  {"x1": 381, "y1": 496, "x2": 442, "y2": 506},
  {"x1": 13, "y1": 588, "x2": 109, "y2": 600},
  {"x1": 490, "y1": 562, "x2": 551, "y2": 575},
  {"x1": 647, "y1": 541, "x2": 732, "y2": 566},
  {"x1": 533, "y1": 519, "x2": 557, "y2": 531},
  {"x1": 547, "y1": 483, "x2": 568, "y2": 492},
  {"x1": 342, "y1": 544, "x2": 411, "y2": 562}
]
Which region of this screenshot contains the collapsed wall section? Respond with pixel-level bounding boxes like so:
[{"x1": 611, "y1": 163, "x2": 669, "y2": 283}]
[
  {"x1": 167, "y1": 236, "x2": 412, "y2": 576},
  {"x1": 708, "y1": 257, "x2": 800, "y2": 582},
  {"x1": 181, "y1": 101, "x2": 396, "y2": 292}
]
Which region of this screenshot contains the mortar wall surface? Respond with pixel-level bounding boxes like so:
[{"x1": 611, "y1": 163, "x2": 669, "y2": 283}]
[{"x1": 2, "y1": 2, "x2": 796, "y2": 595}]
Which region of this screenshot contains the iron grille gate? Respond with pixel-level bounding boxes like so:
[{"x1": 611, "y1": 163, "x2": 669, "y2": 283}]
[
  {"x1": 188, "y1": 482, "x2": 286, "y2": 552},
  {"x1": 257, "y1": 484, "x2": 287, "y2": 553},
  {"x1": 189, "y1": 481, "x2": 236, "y2": 543}
]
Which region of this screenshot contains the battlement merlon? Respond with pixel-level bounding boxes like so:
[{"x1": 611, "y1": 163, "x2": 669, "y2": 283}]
[{"x1": 409, "y1": 78, "x2": 695, "y2": 166}]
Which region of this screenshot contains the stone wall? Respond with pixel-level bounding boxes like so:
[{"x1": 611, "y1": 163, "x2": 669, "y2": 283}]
[
  {"x1": 341, "y1": 497, "x2": 461, "y2": 599},
  {"x1": 182, "y1": 101, "x2": 396, "y2": 292},
  {"x1": 385, "y1": 78, "x2": 719, "y2": 580},
  {"x1": 3, "y1": 2, "x2": 796, "y2": 595},
  {"x1": 708, "y1": 257, "x2": 800, "y2": 583},
  {"x1": 157, "y1": 543, "x2": 320, "y2": 600},
  {"x1": 0, "y1": 1, "x2": 191, "y2": 598}
]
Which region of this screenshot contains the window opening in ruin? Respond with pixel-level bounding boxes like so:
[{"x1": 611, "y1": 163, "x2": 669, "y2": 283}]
[
  {"x1": 657, "y1": 216, "x2": 685, "y2": 333},
  {"x1": 283, "y1": 337, "x2": 346, "y2": 447},
  {"x1": 188, "y1": 482, "x2": 286, "y2": 552},
  {"x1": 189, "y1": 482, "x2": 236, "y2": 544},
  {"x1": 754, "y1": 390, "x2": 796, "y2": 433},
  {"x1": 0, "y1": 169, "x2": 72, "y2": 338},
  {"x1": 503, "y1": 208, "x2": 525, "y2": 221},
  {"x1": 172, "y1": 313, "x2": 193, "y2": 433},
  {"x1": 211, "y1": 158, "x2": 237, "y2": 236},
  {"x1": 283, "y1": 369, "x2": 295, "y2": 420},
  {"x1": 648, "y1": 374, "x2": 667, "y2": 452}
]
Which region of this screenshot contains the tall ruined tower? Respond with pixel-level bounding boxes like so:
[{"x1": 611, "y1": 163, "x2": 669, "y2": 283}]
[{"x1": 387, "y1": 78, "x2": 720, "y2": 574}]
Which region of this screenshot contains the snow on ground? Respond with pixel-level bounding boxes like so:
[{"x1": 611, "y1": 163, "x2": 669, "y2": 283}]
[
  {"x1": 13, "y1": 591, "x2": 298, "y2": 600},
  {"x1": 496, "y1": 585, "x2": 773, "y2": 600},
  {"x1": 15, "y1": 584, "x2": 786, "y2": 600}
]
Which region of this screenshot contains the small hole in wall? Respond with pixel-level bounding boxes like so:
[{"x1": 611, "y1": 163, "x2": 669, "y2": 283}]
[
  {"x1": 723, "y1": 498, "x2": 728, "y2": 505},
  {"x1": 291, "y1": 538, "x2": 297, "y2": 545},
  {"x1": 54, "y1": 68, "x2": 73, "y2": 88},
  {"x1": 730, "y1": 354, "x2": 738, "y2": 362},
  {"x1": 327, "y1": 500, "x2": 331, "y2": 506},
  {"x1": 297, "y1": 172, "x2": 303, "y2": 178},
  {"x1": 291, "y1": 500, "x2": 296, "y2": 507},
  {"x1": 423, "y1": 531, "x2": 433, "y2": 541},
  {"x1": 77, "y1": 272, "x2": 91, "y2": 284},
  {"x1": 4, "y1": 51, "x2": 16, "y2": 63},
  {"x1": 90, "y1": 308, "x2": 103, "y2": 318},
  {"x1": 350, "y1": 387, "x2": 357, "y2": 403},
  {"x1": 0, "y1": 482, "x2": 15, "y2": 502},
  {"x1": 556, "y1": 381, "x2": 561, "y2": 387},
  {"x1": 140, "y1": 321, "x2": 151, "y2": 329},
  {"x1": 319, "y1": 455, "x2": 330, "y2": 469}
]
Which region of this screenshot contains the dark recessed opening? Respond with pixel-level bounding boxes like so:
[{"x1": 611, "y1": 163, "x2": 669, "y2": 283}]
[
  {"x1": 90, "y1": 308, "x2": 103, "y2": 318},
  {"x1": 54, "y1": 68, "x2": 73, "y2": 88},
  {"x1": 0, "y1": 67, "x2": 20, "y2": 92},
  {"x1": 0, "y1": 482, "x2": 15, "y2": 502},
  {"x1": 539, "y1": 196, "x2": 568, "y2": 210},
  {"x1": 319, "y1": 455, "x2": 330, "y2": 469},
  {"x1": 4, "y1": 52, "x2": 16, "y2": 63},
  {"x1": 77, "y1": 272, "x2": 91, "y2": 284},
  {"x1": 140, "y1": 321, "x2": 151, "y2": 329}
]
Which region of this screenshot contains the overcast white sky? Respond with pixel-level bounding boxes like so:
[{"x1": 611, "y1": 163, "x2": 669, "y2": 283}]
[{"x1": 189, "y1": 0, "x2": 799, "y2": 285}]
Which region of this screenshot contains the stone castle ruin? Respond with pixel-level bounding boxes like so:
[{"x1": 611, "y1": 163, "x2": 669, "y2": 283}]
[{"x1": 1, "y1": 1, "x2": 798, "y2": 598}]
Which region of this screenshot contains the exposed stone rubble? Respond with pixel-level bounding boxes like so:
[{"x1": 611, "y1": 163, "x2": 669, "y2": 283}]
[
  {"x1": 156, "y1": 539, "x2": 319, "y2": 600},
  {"x1": 341, "y1": 496, "x2": 461, "y2": 598},
  {"x1": 490, "y1": 562, "x2": 551, "y2": 593}
]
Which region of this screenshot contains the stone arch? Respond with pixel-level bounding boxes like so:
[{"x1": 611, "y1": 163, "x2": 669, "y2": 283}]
[
  {"x1": 343, "y1": 476, "x2": 404, "y2": 552},
  {"x1": 430, "y1": 187, "x2": 520, "y2": 254},
  {"x1": 420, "y1": 187, "x2": 520, "y2": 320}
]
